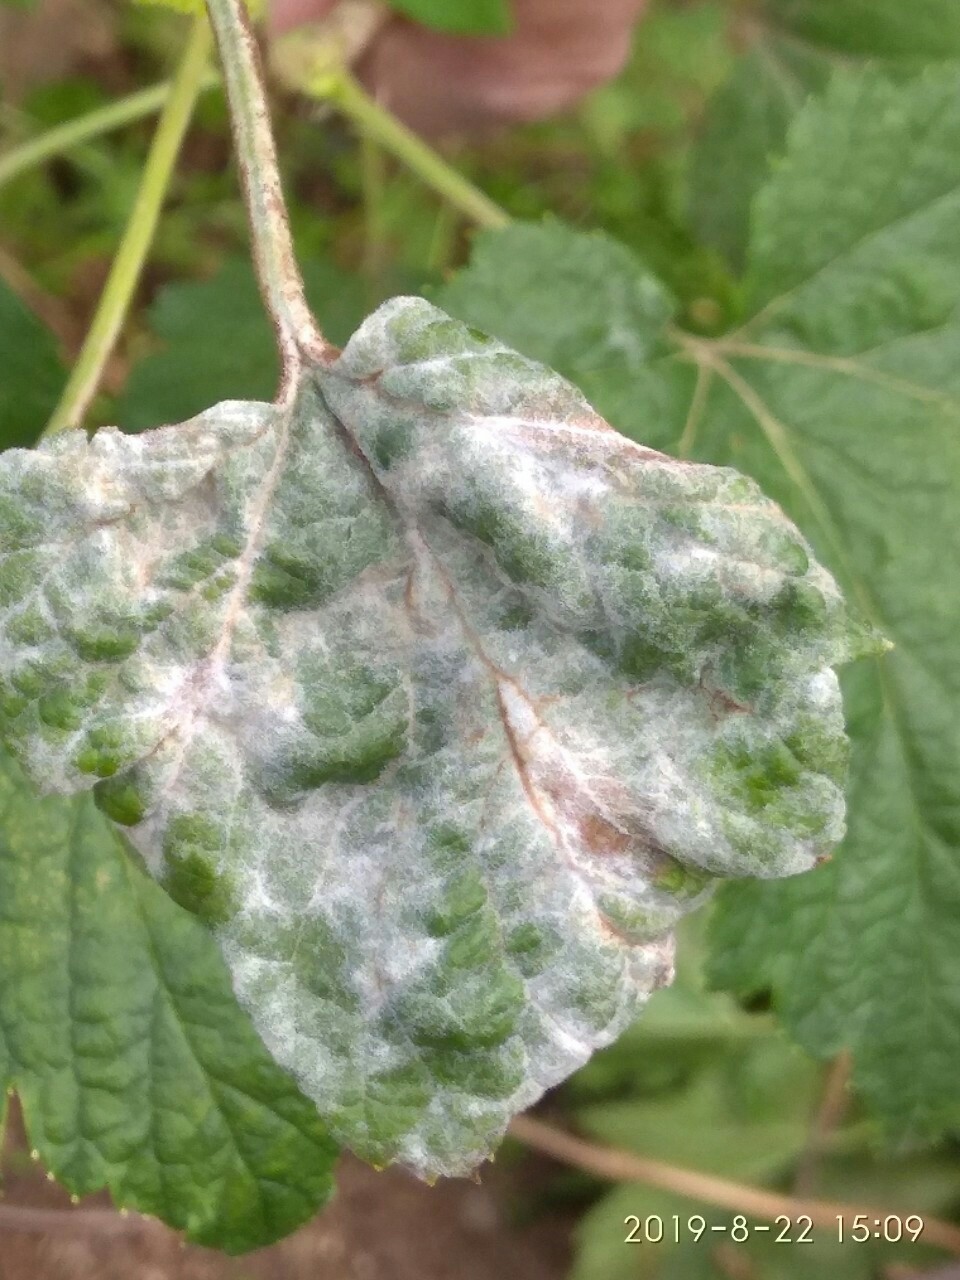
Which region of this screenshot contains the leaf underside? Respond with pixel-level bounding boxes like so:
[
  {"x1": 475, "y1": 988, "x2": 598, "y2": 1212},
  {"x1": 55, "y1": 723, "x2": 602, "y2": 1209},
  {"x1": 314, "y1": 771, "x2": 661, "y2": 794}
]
[{"x1": 0, "y1": 296, "x2": 869, "y2": 1177}]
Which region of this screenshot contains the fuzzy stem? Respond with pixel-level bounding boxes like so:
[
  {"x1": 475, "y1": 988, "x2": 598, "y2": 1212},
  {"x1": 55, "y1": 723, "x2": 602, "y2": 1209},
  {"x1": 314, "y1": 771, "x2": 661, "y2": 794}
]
[
  {"x1": 0, "y1": 74, "x2": 219, "y2": 193},
  {"x1": 204, "y1": 0, "x2": 330, "y2": 379},
  {"x1": 314, "y1": 70, "x2": 509, "y2": 232},
  {"x1": 44, "y1": 17, "x2": 213, "y2": 435}
]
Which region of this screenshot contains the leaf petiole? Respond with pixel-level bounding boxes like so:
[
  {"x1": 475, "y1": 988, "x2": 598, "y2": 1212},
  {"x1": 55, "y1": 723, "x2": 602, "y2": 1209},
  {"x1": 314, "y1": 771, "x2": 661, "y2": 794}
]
[
  {"x1": 44, "y1": 16, "x2": 214, "y2": 436},
  {"x1": 204, "y1": 0, "x2": 330, "y2": 380}
]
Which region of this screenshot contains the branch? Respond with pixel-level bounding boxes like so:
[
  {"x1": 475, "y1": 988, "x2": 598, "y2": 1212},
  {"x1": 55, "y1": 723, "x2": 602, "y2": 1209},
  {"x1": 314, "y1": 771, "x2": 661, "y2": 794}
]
[
  {"x1": 0, "y1": 1203, "x2": 165, "y2": 1239},
  {"x1": 268, "y1": 32, "x2": 508, "y2": 233},
  {"x1": 323, "y1": 72, "x2": 509, "y2": 232},
  {"x1": 508, "y1": 1114, "x2": 960, "y2": 1256}
]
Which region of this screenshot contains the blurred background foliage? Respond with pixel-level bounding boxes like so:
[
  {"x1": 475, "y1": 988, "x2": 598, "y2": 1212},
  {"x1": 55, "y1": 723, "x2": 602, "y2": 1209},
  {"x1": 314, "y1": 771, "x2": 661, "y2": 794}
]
[{"x1": 2, "y1": 1, "x2": 960, "y2": 1276}]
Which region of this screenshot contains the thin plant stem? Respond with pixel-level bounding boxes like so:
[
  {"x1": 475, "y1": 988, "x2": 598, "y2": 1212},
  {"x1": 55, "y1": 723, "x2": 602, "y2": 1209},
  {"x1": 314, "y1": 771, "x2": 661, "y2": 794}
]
[
  {"x1": 0, "y1": 244, "x2": 77, "y2": 349},
  {"x1": 0, "y1": 73, "x2": 220, "y2": 193},
  {"x1": 426, "y1": 202, "x2": 458, "y2": 276},
  {"x1": 204, "y1": 0, "x2": 329, "y2": 382},
  {"x1": 319, "y1": 71, "x2": 509, "y2": 233},
  {"x1": 509, "y1": 1114, "x2": 960, "y2": 1256},
  {"x1": 360, "y1": 131, "x2": 388, "y2": 298},
  {"x1": 44, "y1": 17, "x2": 214, "y2": 436},
  {"x1": 793, "y1": 1051, "x2": 853, "y2": 1196}
]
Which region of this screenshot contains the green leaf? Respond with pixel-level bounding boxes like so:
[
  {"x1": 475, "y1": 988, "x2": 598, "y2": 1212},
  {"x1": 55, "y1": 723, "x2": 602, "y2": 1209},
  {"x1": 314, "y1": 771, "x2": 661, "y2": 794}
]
[
  {"x1": 386, "y1": 0, "x2": 511, "y2": 37},
  {"x1": 117, "y1": 257, "x2": 368, "y2": 430},
  {"x1": 700, "y1": 68, "x2": 960, "y2": 1141},
  {"x1": 568, "y1": 929, "x2": 960, "y2": 1280},
  {"x1": 572, "y1": 1183, "x2": 684, "y2": 1280},
  {"x1": 688, "y1": 43, "x2": 826, "y2": 273},
  {"x1": 0, "y1": 281, "x2": 64, "y2": 449},
  {"x1": 0, "y1": 748, "x2": 336, "y2": 1252},
  {"x1": 690, "y1": 0, "x2": 960, "y2": 268},
  {"x1": 0, "y1": 285, "x2": 865, "y2": 1178},
  {"x1": 439, "y1": 69, "x2": 960, "y2": 1142},
  {"x1": 768, "y1": 0, "x2": 960, "y2": 60},
  {"x1": 577, "y1": 1037, "x2": 819, "y2": 1182},
  {"x1": 434, "y1": 222, "x2": 676, "y2": 433},
  {"x1": 567, "y1": 1036, "x2": 825, "y2": 1274}
]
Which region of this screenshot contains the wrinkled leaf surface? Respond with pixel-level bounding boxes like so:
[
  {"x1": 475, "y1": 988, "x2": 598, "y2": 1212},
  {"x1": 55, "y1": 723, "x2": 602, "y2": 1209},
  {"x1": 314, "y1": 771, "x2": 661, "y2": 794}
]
[{"x1": 0, "y1": 298, "x2": 867, "y2": 1174}]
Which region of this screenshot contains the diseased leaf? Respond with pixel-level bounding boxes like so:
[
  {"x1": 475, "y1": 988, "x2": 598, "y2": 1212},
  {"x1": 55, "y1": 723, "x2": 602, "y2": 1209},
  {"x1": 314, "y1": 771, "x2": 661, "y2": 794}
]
[
  {"x1": 0, "y1": 292, "x2": 867, "y2": 1176},
  {"x1": 0, "y1": 747, "x2": 336, "y2": 1252},
  {"x1": 438, "y1": 68, "x2": 960, "y2": 1141}
]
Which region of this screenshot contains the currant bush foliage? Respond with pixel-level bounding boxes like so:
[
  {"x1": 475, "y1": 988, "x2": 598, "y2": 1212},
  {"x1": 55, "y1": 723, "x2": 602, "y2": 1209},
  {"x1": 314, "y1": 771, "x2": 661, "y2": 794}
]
[
  {"x1": 1, "y1": 12, "x2": 958, "y2": 1255},
  {"x1": 690, "y1": 0, "x2": 960, "y2": 266},
  {"x1": 388, "y1": 0, "x2": 512, "y2": 36},
  {"x1": 0, "y1": 282, "x2": 63, "y2": 449},
  {"x1": 440, "y1": 69, "x2": 960, "y2": 1141}
]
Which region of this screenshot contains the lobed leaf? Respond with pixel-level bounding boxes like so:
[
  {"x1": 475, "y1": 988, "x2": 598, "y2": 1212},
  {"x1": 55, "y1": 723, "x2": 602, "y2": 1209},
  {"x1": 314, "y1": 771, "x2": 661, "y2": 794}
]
[
  {"x1": 689, "y1": 0, "x2": 960, "y2": 269},
  {"x1": 439, "y1": 69, "x2": 960, "y2": 1141},
  {"x1": 0, "y1": 748, "x2": 337, "y2": 1252},
  {"x1": 0, "y1": 290, "x2": 866, "y2": 1175},
  {"x1": 704, "y1": 69, "x2": 960, "y2": 1141}
]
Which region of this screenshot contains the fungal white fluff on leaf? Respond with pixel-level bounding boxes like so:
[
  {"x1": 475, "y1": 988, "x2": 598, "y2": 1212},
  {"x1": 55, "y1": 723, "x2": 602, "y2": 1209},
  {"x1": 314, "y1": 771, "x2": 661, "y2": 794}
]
[{"x1": 0, "y1": 298, "x2": 877, "y2": 1176}]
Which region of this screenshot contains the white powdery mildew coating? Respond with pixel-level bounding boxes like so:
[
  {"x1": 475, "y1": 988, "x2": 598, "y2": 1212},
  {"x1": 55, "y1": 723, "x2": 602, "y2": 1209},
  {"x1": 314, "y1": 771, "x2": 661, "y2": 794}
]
[{"x1": 0, "y1": 297, "x2": 867, "y2": 1177}]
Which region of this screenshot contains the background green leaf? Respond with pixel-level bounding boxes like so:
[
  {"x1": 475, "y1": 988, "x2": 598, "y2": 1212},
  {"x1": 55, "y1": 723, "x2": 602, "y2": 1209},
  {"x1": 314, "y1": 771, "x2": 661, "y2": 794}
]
[
  {"x1": 0, "y1": 281, "x2": 63, "y2": 448},
  {"x1": 435, "y1": 221, "x2": 676, "y2": 430},
  {"x1": 0, "y1": 748, "x2": 338, "y2": 1252},
  {"x1": 117, "y1": 257, "x2": 367, "y2": 428},
  {"x1": 700, "y1": 68, "x2": 960, "y2": 1141},
  {"x1": 565, "y1": 920, "x2": 960, "y2": 1280},
  {"x1": 689, "y1": 0, "x2": 960, "y2": 269},
  {"x1": 386, "y1": 0, "x2": 512, "y2": 37},
  {"x1": 438, "y1": 65, "x2": 960, "y2": 1144}
]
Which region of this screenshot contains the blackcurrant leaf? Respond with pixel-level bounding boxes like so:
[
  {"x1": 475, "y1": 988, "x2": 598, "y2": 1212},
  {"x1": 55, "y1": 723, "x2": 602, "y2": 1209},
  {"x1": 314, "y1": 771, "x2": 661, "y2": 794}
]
[
  {"x1": 0, "y1": 748, "x2": 337, "y2": 1253},
  {"x1": 0, "y1": 295, "x2": 872, "y2": 1175}
]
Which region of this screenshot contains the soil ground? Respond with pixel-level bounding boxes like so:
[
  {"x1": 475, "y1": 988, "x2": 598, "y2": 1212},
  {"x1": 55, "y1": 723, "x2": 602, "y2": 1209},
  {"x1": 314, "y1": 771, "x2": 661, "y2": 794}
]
[{"x1": 0, "y1": 1103, "x2": 572, "y2": 1280}]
